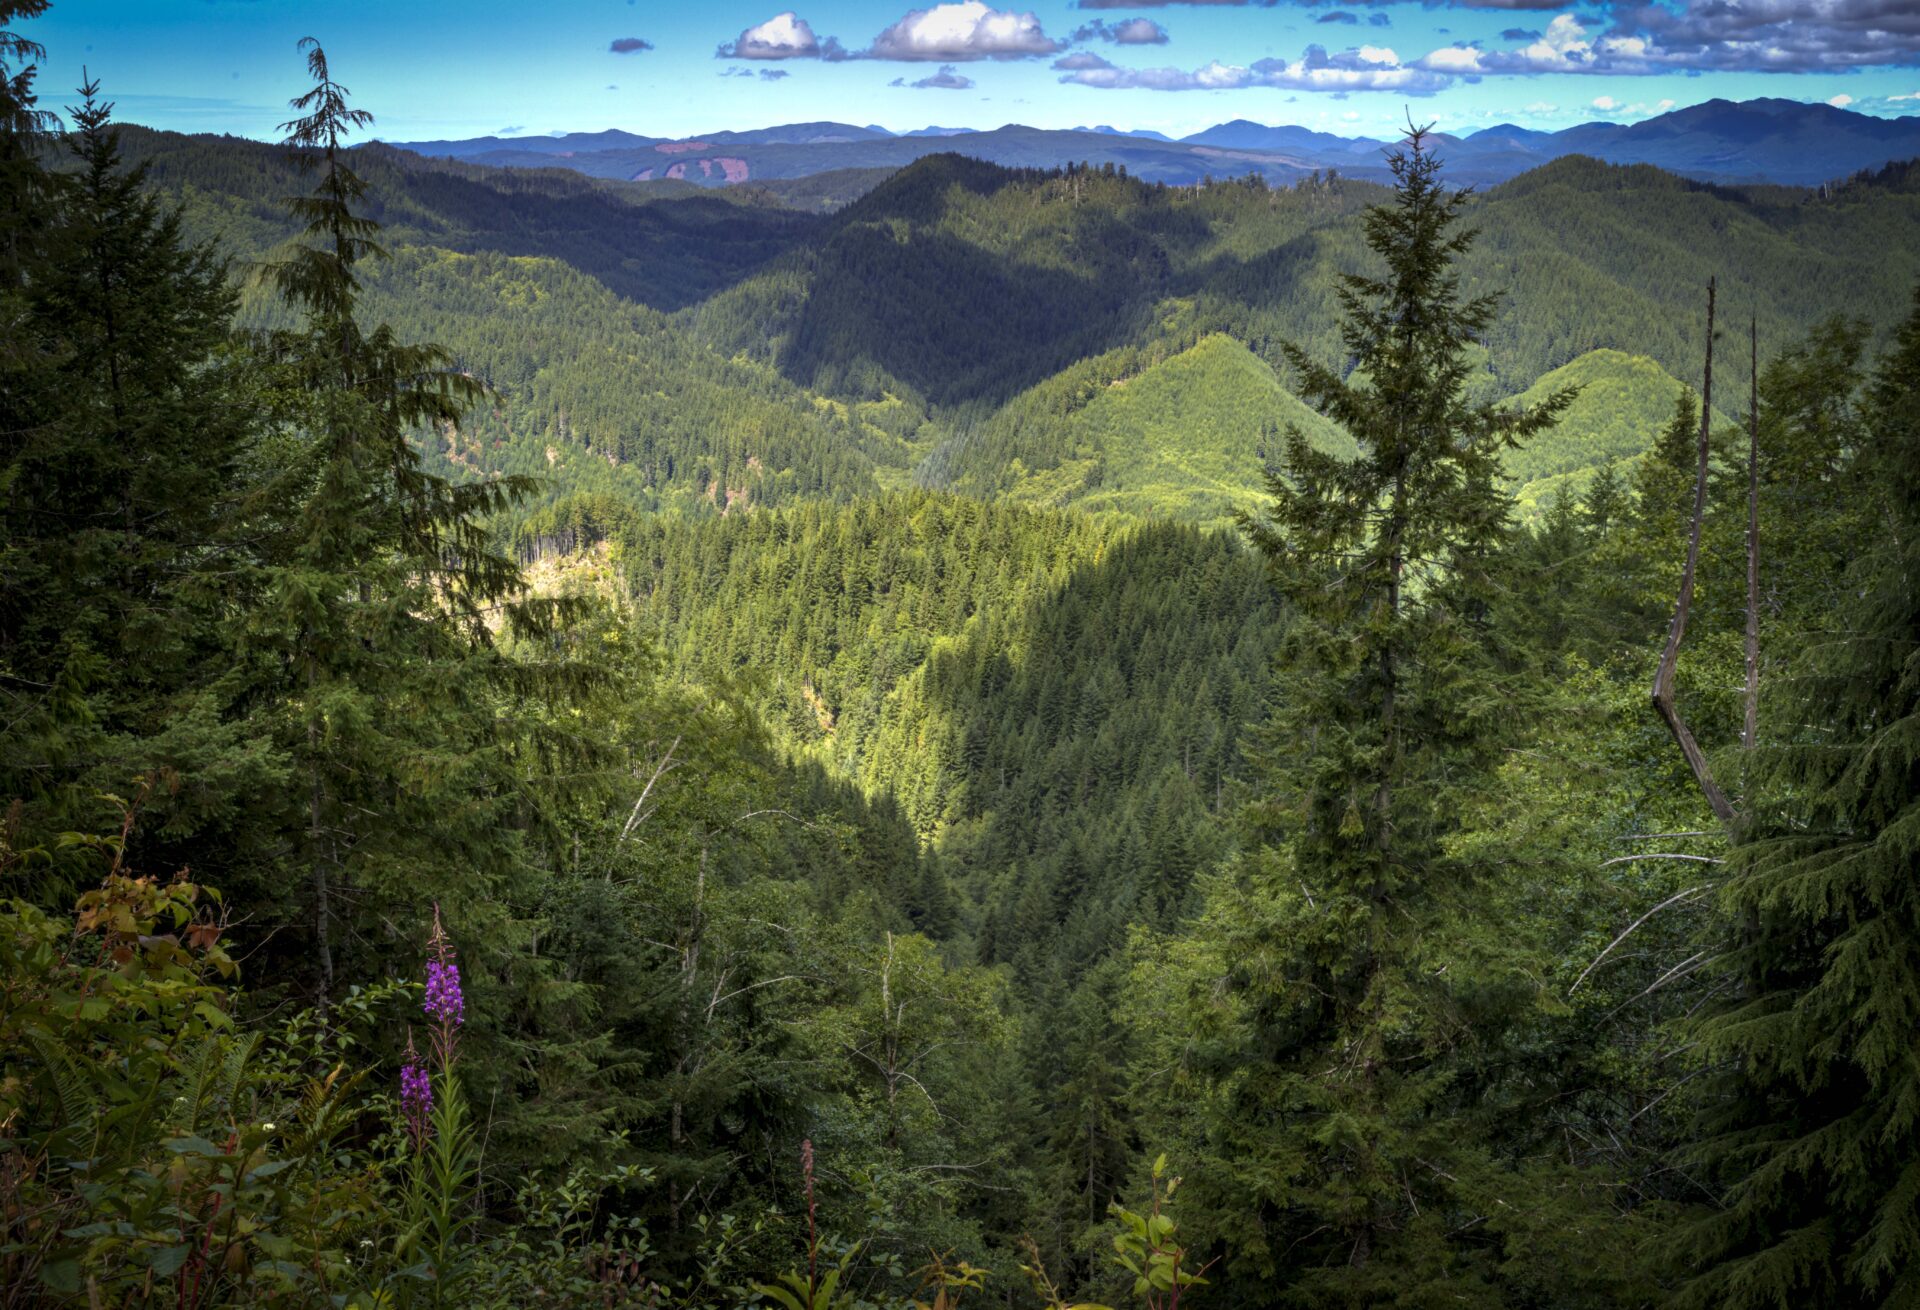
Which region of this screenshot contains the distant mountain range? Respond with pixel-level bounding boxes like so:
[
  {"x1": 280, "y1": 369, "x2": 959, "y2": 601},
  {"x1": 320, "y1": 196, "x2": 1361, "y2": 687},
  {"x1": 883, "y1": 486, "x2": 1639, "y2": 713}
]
[{"x1": 387, "y1": 98, "x2": 1920, "y2": 190}]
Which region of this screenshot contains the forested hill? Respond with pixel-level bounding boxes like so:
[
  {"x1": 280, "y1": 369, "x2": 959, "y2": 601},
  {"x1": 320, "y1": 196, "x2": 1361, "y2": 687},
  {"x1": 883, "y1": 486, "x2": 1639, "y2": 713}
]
[
  {"x1": 110, "y1": 125, "x2": 1920, "y2": 526},
  {"x1": 13, "y1": 23, "x2": 1920, "y2": 1309}
]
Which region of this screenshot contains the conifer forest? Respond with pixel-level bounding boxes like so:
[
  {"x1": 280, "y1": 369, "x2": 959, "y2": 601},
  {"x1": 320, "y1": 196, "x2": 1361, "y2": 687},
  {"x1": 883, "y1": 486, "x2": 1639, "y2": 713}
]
[{"x1": 4, "y1": 1, "x2": 1920, "y2": 1305}]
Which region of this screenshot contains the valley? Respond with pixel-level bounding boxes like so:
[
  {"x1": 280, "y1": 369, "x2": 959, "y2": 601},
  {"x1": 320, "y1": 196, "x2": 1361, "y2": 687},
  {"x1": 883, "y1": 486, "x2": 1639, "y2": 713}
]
[{"x1": 8, "y1": 13, "x2": 1920, "y2": 1302}]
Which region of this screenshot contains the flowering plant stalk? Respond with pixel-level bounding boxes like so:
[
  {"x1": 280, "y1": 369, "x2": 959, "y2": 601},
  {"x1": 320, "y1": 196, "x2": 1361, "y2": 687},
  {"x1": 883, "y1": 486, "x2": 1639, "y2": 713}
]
[
  {"x1": 393, "y1": 905, "x2": 477, "y2": 1310},
  {"x1": 399, "y1": 1029, "x2": 432, "y2": 1152},
  {"x1": 422, "y1": 903, "x2": 464, "y2": 1070}
]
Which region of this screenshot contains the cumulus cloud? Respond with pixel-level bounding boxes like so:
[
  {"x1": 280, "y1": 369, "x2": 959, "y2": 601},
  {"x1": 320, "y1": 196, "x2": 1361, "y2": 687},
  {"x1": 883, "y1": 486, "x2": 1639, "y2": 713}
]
[
  {"x1": 762, "y1": 68, "x2": 792, "y2": 80},
  {"x1": 1076, "y1": 0, "x2": 1559, "y2": 6},
  {"x1": 1608, "y1": 0, "x2": 1920, "y2": 72},
  {"x1": 1828, "y1": 92, "x2": 1854, "y2": 106},
  {"x1": 1075, "y1": 0, "x2": 1920, "y2": 70},
  {"x1": 1591, "y1": 94, "x2": 1618, "y2": 110},
  {"x1": 868, "y1": 3, "x2": 1064, "y2": 61},
  {"x1": 718, "y1": 12, "x2": 847, "y2": 60},
  {"x1": 1058, "y1": 1, "x2": 1920, "y2": 98},
  {"x1": 1073, "y1": 17, "x2": 1171, "y2": 43},
  {"x1": 1461, "y1": 3, "x2": 1920, "y2": 75},
  {"x1": 1076, "y1": 1, "x2": 1278, "y2": 7},
  {"x1": 1422, "y1": 14, "x2": 1658, "y2": 76},
  {"x1": 1058, "y1": 41, "x2": 1449, "y2": 93},
  {"x1": 609, "y1": 37, "x2": 653, "y2": 54}
]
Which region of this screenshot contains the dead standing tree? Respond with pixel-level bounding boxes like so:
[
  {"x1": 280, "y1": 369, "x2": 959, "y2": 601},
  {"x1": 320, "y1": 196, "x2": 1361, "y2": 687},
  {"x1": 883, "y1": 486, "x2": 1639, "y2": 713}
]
[
  {"x1": 1744, "y1": 314, "x2": 1761, "y2": 753},
  {"x1": 1651, "y1": 276, "x2": 1739, "y2": 826}
]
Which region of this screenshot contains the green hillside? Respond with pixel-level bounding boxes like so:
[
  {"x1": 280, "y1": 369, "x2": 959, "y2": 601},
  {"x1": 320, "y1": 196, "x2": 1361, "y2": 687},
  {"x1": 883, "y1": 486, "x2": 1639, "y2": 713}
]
[
  {"x1": 694, "y1": 153, "x2": 1920, "y2": 422},
  {"x1": 1501, "y1": 348, "x2": 1736, "y2": 517},
  {"x1": 923, "y1": 333, "x2": 1353, "y2": 524},
  {"x1": 113, "y1": 133, "x2": 1920, "y2": 531},
  {"x1": 620, "y1": 491, "x2": 1279, "y2": 965}
]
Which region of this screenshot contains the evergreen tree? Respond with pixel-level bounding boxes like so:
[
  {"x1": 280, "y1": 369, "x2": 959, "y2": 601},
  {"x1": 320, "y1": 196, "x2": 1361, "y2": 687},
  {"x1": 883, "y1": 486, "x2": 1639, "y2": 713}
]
[
  {"x1": 1, "y1": 75, "x2": 263, "y2": 892},
  {"x1": 1676, "y1": 287, "x2": 1920, "y2": 1309},
  {"x1": 242, "y1": 39, "x2": 563, "y2": 1003},
  {"x1": 1202, "y1": 124, "x2": 1574, "y2": 1300}
]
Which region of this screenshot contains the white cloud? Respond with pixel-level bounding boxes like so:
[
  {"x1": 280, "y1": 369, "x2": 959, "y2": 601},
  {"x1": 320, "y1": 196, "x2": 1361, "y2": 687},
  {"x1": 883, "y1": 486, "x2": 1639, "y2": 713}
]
[
  {"x1": 718, "y1": 12, "x2": 845, "y2": 60},
  {"x1": 868, "y1": 2, "x2": 1063, "y2": 61},
  {"x1": 1419, "y1": 45, "x2": 1485, "y2": 73},
  {"x1": 1591, "y1": 95, "x2": 1618, "y2": 111},
  {"x1": 1828, "y1": 93, "x2": 1854, "y2": 107},
  {"x1": 1057, "y1": 43, "x2": 1449, "y2": 93},
  {"x1": 1052, "y1": 51, "x2": 1113, "y2": 72}
]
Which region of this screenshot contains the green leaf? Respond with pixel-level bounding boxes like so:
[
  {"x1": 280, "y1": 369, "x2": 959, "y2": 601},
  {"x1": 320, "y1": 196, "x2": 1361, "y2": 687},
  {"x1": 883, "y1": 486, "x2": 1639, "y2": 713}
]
[
  {"x1": 146, "y1": 1243, "x2": 194, "y2": 1277},
  {"x1": 40, "y1": 1260, "x2": 81, "y2": 1294},
  {"x1": 754, "y1": 1281, "x2": 806, "y2": 1310},
  {"x1": 166, "y1": 1135, "x2": 224, "y2": 1156}
]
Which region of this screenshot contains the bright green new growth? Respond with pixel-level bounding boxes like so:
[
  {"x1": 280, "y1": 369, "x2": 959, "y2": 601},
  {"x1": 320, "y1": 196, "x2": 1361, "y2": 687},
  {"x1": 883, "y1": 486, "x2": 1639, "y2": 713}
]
[
  {"x1": 929, "y1": 334, "x2": 1353, "y2": 525},
  {"x1": 1503, "y1": 348, "x2": 1736, "y2": 520}
]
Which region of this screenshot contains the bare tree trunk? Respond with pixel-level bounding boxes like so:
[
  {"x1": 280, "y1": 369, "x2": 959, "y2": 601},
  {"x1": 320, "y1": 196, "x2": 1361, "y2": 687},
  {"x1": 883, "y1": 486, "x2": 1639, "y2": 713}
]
[
  {"x1": 308, "y1": 657, "x2": 334, "y2": 1013},
  {"x1": 1744, "y1": 314, "x2": 1761, "y2": 753},
  {"x1": 1652, "y1": 277, "x2": 1738, "y2": 827}
]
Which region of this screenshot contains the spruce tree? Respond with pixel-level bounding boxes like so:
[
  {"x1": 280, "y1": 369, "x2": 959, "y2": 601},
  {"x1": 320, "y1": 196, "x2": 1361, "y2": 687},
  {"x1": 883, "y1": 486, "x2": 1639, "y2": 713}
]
[
  {"x1": 1676, "y1": 287, "x2": 1920, "y2": 1309},
  {"x1": 1201, "y1": 124, "x2": 1574, "y2": 1300}
]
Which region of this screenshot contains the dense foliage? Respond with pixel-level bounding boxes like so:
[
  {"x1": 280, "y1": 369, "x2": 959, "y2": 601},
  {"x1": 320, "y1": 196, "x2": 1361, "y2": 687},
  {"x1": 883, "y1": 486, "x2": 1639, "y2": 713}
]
[{"x1": 5, "y1": 6, "x2": 1920, "y2": 1307}]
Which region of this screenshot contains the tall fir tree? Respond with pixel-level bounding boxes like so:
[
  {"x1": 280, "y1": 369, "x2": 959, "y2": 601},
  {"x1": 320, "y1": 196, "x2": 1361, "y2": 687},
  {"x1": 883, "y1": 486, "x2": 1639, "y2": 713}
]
[
  {"x1": 241, "y1": 39, "x2": 566, "y2": 1004},
  {"x1": 1, "y1": 71, "x2": 265, "y2": 893},
  {"x1": 1676, "y1": 287, "x2": 1920, "y2": 1309},
  {"x1": 1197, "y1": 124, "x2": 1576, "y2": 1302}
]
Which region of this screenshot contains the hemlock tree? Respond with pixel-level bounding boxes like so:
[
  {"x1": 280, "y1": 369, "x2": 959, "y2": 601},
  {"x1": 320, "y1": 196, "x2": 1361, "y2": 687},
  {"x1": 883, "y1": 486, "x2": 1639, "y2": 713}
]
[
  {"x1": 1675, "y1": 287, "x2": 1920, "y2": 1309},
  {"x1": 241, "y1": 40, "x2": 568, "y2": 1004},
  {"x1": 1197, "y1": 125, "x2": 1583, "y2": 1302}
]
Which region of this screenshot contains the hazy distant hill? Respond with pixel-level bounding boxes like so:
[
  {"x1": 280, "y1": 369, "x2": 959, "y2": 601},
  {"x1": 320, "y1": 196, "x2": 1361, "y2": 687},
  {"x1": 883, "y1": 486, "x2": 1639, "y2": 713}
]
[
  {"x1": 388, "y1": 98, "x2": 1920, "y2": 191},
  {"x1": 1449, "y1": 98, "x2": 1920, "y2": 187}
]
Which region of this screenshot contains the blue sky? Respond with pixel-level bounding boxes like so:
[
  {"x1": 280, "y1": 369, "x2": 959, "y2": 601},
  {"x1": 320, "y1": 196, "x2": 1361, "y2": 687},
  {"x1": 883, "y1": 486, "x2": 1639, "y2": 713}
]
[{"x1": 20, "y1": 1, "x2": 1920, "y2": 143}]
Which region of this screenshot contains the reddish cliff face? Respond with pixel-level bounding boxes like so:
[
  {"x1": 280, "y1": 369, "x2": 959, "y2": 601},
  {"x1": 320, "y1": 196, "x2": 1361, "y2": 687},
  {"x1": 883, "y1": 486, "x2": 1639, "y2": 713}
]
[{"x1": 649, "y1": 157, "x2": 750, "y2": 183}]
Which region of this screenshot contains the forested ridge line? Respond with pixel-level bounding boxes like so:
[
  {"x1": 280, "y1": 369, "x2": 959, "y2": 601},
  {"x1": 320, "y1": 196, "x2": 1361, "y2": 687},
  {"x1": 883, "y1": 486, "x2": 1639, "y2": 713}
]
[
  {"x1": 5, "y1": 11, "x2": 1920, "y2": 1309},
  {"x1": 98, "y1": 115, "x2": 1920, "y2": 529}
]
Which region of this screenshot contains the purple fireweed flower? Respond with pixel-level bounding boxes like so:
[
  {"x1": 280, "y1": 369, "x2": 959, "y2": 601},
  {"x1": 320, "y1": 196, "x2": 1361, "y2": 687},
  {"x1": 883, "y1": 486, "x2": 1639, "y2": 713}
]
[
  {"x1": 423, "y1": 903, "x2": 464, "y2": 1070},
  {"x1": 400, "y1": 1031, "x2": 432, "y2": 1148},
  {"x1": 423, "y1": 958, "x2": 465, "y2": 1028}
]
